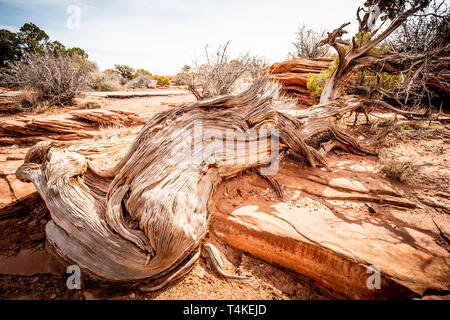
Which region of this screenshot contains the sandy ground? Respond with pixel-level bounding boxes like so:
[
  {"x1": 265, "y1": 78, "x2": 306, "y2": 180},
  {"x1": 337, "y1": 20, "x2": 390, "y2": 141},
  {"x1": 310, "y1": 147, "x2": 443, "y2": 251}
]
[{"x1": 0, "y1": 89, "x2": 448, "y2": 300}]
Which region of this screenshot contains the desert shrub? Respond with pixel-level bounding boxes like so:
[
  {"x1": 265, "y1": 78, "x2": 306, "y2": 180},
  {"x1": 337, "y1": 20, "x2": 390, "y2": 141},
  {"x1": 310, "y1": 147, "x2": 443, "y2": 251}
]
[
  {"x1": 91, "y1": 67, "x2": 156, "y2": 90},
  {"x1": 172, "y1": 65, "x2": 193, "y2": 86},
  {"x1": 185, "y1": 41, "x2": 267, "y2": 100},
  {"x1": 379, "y1": 73, "x2": 403, "y2": 90},
  {"x1": 125, "y1": 75, "x2": 156, "y2": 89},
  {"x1": 307, "y1": 55, "x2": 338, "y2": 97},
  {"x1": 378, "y1": 144, "x2": 418, "y2": 184},
  {"x1": 13, "y1": 89, "x2": 50, "y2": 112},
  {"x1": 355, "y1": 71, "x2": 403, "y2": 91},
  {"x1": 104, "y1": 68, "x2": 118, "y2": 75},
  {"x1": 380, "y1": 160, "x2": 417, "y2": 183},
  {"x1": 108, "y1": 66, "x2": 154, "y2": 86},
  {"x1": 390, "y1": 0, "x2": 450, "y2": 54},
  {"x1": 306, "y1": 49, "x2": 402, "y2": 98},
  {"x1": 80, "y1": 101, "x2": 102, "y2": 109},
  {"x1": 155, "y1": 75, "x2": 171, "y2": 87},
  {"x1": 0, "y1": 52, "x2": 92, "y2": 110},
  {"x1": 135, "y1": 68, "x2": 152, "y2": 77},
  {"x1": 349, "y1": 32, "x2": 403, "y2": 92},
  {"x1": 288, "y1": 24, "x2": 329, "y2": 59},
  {"x1": 89, "y1": 71, "x2": 123, "y2": 91},
  {"x1": 114, "y1": 64, "x2": 135, "y2": 80}
]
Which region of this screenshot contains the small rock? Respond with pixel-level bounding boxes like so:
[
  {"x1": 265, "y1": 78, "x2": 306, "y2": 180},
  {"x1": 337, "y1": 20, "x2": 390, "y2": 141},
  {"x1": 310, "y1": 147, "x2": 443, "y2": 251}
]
[
  {"x1": 197, "y1": 267, "x2": 206, "y2": 279},
  {"x1": 368, "y1": 206, "x2": 376, "y2": 214},
  {"x1": 40, "y1": 219, "x2": 47, "y2": 225},
  {"x1": 50, "y1": 294, "x2": 56, "y2": 299},
  {"x1": 129, "y1": 292, "x2": 135, "y2": 299}
]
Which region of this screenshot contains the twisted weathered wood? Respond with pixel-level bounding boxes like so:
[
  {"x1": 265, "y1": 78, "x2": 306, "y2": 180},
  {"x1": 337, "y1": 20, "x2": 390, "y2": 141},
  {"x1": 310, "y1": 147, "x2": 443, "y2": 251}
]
[{"x1": 16, "y1": 76, "x2": 369, "y2": 287}]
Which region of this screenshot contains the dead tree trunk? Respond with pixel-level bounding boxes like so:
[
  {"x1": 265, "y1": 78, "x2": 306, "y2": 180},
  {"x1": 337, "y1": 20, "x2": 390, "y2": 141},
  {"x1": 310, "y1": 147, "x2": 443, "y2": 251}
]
[
  {"x1": 16, "y1": 76, "x2": 370, "y2": 287},
  {"x1": 320, "y1": 3, "x2": 430, "y2": 104}
]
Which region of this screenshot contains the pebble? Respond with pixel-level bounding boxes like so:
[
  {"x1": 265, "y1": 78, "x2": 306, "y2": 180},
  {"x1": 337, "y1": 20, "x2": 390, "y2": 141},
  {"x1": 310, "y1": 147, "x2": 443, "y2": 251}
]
[
  {"x1": 129, "y1": 292, "x2": 136, "y2": 299},
  {"x1": 197, "y1": 267, "x2": 206, "y2": 279}
]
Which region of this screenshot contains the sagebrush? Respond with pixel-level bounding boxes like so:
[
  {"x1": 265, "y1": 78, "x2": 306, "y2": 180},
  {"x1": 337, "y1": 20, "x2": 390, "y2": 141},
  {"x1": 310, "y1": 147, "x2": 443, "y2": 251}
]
[
  {"x1": 1, "y1": 53, "x2": 93, "y2": 110},
  {"x1": 177, "y1": 41, "x2": 267, "y2": 100},
  {"x1": 125, "y1": 75, "x2": 156, "y2": 89},
  {"x1": 89, "y1": 71, "x2": 123, "y2": 91},
  {"x1": 288, "y1": 24, "x2": 329, "y2": 59}
]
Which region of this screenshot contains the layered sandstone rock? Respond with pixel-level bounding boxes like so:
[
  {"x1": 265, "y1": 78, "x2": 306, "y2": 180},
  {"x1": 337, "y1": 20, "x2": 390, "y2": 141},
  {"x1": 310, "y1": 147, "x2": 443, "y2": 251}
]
[
  {"x1": 0, "y1": 97, "x2": 15, "y2": 112},
  {"x1": 0, "y1": 109, "x2": 146, "y2": 146},
  {"x1": 0, "y1": 118, "x2": 95, "y2": 146},
  {"x1": 263, "y1": 57, "x2": 334, "y2": 107},
  {"x1": 210, "y1": 157, "x2": 450, "y2": 299},
  {"x1": 70, "y1": 109, "x2": 147, "y2": 127}
]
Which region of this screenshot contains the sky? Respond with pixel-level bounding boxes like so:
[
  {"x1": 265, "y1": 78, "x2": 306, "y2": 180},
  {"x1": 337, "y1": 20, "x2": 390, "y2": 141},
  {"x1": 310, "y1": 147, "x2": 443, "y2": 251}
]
[{"x1": 0, "y1": 0, "x2": 362, "y2": 75}]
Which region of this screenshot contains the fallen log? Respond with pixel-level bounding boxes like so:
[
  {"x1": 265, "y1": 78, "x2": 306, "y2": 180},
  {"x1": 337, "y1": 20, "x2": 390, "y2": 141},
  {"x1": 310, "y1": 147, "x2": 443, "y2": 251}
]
[{"x1": 16, "y1": 76, "x2": 371, "y2": 287}]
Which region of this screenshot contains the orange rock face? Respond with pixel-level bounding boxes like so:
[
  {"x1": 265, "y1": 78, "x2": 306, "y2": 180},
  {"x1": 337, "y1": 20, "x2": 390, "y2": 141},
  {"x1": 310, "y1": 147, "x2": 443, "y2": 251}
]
[
  {"x1": 0, "y1": 109, "x2": 146, "y2": 146},
  {"x1": 0, "y1": 178, "x2": 13, "y2": 208},
  {"x1": 263, "y1": 57, "x2": 334, "y2": 107}
]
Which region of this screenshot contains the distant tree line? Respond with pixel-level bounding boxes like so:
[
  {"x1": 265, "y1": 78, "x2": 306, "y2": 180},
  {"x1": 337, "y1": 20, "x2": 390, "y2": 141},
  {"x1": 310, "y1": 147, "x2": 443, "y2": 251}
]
[
  {"x1": 0, "y1": 22, "x2": 88, "y2": 68},
  {"x1": 104, "y1": 64, "x2": 171, "y2": 87}
]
